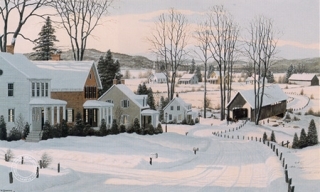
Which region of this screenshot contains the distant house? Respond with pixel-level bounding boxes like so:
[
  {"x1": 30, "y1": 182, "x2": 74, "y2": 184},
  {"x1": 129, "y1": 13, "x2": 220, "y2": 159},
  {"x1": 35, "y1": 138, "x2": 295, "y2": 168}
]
[
  {"x1": 98, "y1": 81, "x2": 159, "y2": 128},
  {"x1": 226, "y1": 85, "x2": 288, "y2": 122},
  {"x1": 33, "y1": 59, "x2": 113, "y2": 128},
  {"x1": 163, "y1": 94, "x2": 197, "y2": 123},
  {"x1": 208, "y1": 71, "x2": 219, "y2": 84},
  {"x1": 245, "y1": 75, "x2": 268, "y2": 84},
  {"x1": 288, "y1": 74, "x2": 319, "y2": 86},
  {"x1": 178, "y1": 74, "x2": 198, "y2": 84},
  {"x1": 148, "y1": 72, "x2": 167, "y2": 84}
]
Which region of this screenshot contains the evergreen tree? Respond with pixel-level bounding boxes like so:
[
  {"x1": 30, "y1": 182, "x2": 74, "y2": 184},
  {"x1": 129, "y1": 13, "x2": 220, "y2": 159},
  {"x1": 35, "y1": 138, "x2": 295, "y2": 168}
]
[
  {"x1": 99, "y1": 119, "x2": 107, "y2": 136},
  {"x1": 270, "y1": 130, "x2": 276, "y2": 142},
  {"x1": 110, "y1": 119, "x2": 119, "y2": 134},
  {"x1": 132, "y1": 118, "x2": 140, "y2": 133},
  {"x1": 32, "y1": 16, "x2": 59, "y2": 60},
  {"x1": 292, "y1": 133, "x2": 299, "y2": 149},
  {"x1": 60, "y1": 119, "x2": 69, "y2": 137},
  {"x1": 299, "y1": 128, "x2": 307, "y2": 148},
  {"x1": 98, "y1": 50, "x2": 122, "y2": 96},
  {"x1": 147, "y1": 87, "x2": 156, "y2": 110},
  {"x1": 196, "y1": 66, "x2": 202, "y2": 82},
  {"x1": 285, "y1": 64, "x2": 295, "y2": 83},
  {"x1": 307, "y1": 119, "x2": 318, "y2": 146},
  {"x1": 74, "y1": 112, "x2": 85, "y2": 136},
  {"x1": 141, "y1": 82, "x2": 148, "y2": 94},
  {"x1": 189, "y1": 59, "x2": 196, "y2": 74},
  {"x1": 156, "y1": 123, "x2": 163, "y2": 134},
  {"x1": 23, "y1": 122, "x2": 30, "y2": 139},
  {"x1": 263, "y1": 132, "x2": 268, "y2": 141},
  {"x1": 137, "y1": 84, "x2": 143, "y2": 95},
  {"x1": 0, "y1": 115, "x2": 7, "y2": 140},
  {"x1": 42, "y1": 120, "x2": 52, "y2": 140}
]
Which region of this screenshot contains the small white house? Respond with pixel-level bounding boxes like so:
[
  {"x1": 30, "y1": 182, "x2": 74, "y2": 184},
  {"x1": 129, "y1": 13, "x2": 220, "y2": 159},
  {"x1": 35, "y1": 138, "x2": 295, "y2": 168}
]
[
  {"x1": 245, "y1": 75, "x2": 268, "y2": 84},
  {"x1": 163, "y1": 94, "x2": 197, "y2": 123},
  {"x1": 178, "y1": 74, "x2": 198, "y2": 84},
  {"x1": 148, "y1": 73, "x2": 167, "y2": 84},
  {"x1": 288, "y1": 73, "x2": 319, "y2": 86}
]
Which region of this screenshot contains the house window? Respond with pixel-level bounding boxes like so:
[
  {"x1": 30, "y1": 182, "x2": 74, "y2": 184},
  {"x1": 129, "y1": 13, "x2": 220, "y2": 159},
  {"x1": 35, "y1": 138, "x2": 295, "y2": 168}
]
[
  {"x1": 45, "y1": 83, "x2": 48, "y2": 96},
  {"x1": 106, "y1": 100, "x2": 113, "y2": 103},
  {"x1": 36, "y1": 83, "x2": 40, "y2": 96},
  {"x1": 121, "y1": 100, "x2": 129, "y2": 108},
  {"x1": 170, "y1": 106, "x2": 174, "y2": 110},
  {"x1": 32, "y1": 83, "x2": 35, "y2": 97},
  {"x1": 84, "y1": 86, "x2": 97, "y2": 99},
  {"x1": 85, "y1": 109, "x2": 88, "y2": 123},
  {"x1": 177, "y1": 106, "x2": 180, "y2": 110},
  {"x1": 41, "y1": 83, "x2": 45, "y2": 97},
  {"x1": 8, "y1": 109, "x2": 14, "y2": 122},
  {"x1": 67, "y1": 109, "x2": 73, "y2": 123},
  {"x1": 178, "y1": 114, "x2": 182, "y2": 121},
  {"x1": 8, "y1": 83, "x2": 14, "y2": 96},
  {"x1": 169, "y1": 114, "x2": 172, "y2": 121},
  {"x1": 89, "y1": 73, "x2": 92, "y2": 79},
  {"x1": 122, "y1": 115, "x2": 129, "y2": 124}
]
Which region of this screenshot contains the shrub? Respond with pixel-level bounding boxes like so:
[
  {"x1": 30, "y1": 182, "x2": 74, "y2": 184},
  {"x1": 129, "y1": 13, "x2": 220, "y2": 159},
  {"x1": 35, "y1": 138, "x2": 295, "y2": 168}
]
[
  {"x1": 5, "y1": 149, "x2": 14, "y2": 162},
  {"x1": 99, "y1": 119, "x2": 107, "y2": 136},
  {"x1": 0, "y1": 115, "x2": 7, "y2": 141},
  {"x1": 74, "y1": 112, "x2": 85, "y2": 136},
  {"x1": 132, "y1": 118, "x2": 140, "y2": 133},
  {"x1": 110, "y1": 119, "x2": 119, "y2": 135},
  {"x1": 181, "y1": 119, "x2": 187, "y2": 125},
  {"x1": 120, "y1": 125, "x2": 126, "y2": 133},
  {"x1": 263, "y1": 132, "x2": 268, "y2": 141},
  {"x1": 146, "y1": 124, "x2": 155, "y2": 135},
  {"x1": 41, "y1": 152, "x2": 52, "y2": 168},
  {"x1": 287, "y1": 109, "x2": 293, "y2": 114},
  {"x1": 285, "y1": 113, "x2": 291, "y2": 120},
  {"x1": 310, "y1": 94, "x2": 314, "y2": 99},
  {"x1": 293, "y1": 116, "x2": 300, "y2": 121},
  {"x1": 126, "y1": 125, "x2": 134, "y2": 134},
  {"x1": 300, "y1": 89, "x2": 304, "y2": 95},
  {"x1": 22, "y1": 122, "x2": 30, "y2": 139},
  {"x1": 84, "y1": 124, "x2": 94, "y2": 136},
  {"x1": 7, "y1": 127, "x2": 22, "y2": 141},
  {"x1": 155, "y1": 123, "x2": 163, "y2": 134},
  {"x1": 270, "y1": 131, "x2": 276, "y2": 142},
  {"x1": 195, "y1": 118, "x2": 199, "y2": 123},
  {"x1": 188, "y1": 119, "x2": 195, "y2": 125},
  {"x1": 42, "y1": 121, "x2": 53, "y2": 140},
  {"x1": 305, "y1": 108, "x2": 320, "y2": 117}
]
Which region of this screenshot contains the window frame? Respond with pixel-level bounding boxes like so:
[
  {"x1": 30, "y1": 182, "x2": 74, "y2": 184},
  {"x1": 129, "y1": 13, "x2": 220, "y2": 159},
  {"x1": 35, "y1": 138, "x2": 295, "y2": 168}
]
[
  {"x1": 8, "y1": 109, "x2": 15, "y2": 122},
  {"x1": 8, "y1": 83, "x2": 14, "y2": 97}
]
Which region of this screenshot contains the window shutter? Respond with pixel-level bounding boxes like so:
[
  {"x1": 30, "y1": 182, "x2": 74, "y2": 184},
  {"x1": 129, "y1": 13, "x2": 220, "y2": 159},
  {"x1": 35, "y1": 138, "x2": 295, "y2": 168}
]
[
  {"x1": 72, "y1": 109, "x2": 74, "y2": 122},
  {"x1": 128, "y1": 100, "x2": 129, "y2": 107},
  {"x1": 66, "y1": 109, "x2": 68, "y2": 122}
]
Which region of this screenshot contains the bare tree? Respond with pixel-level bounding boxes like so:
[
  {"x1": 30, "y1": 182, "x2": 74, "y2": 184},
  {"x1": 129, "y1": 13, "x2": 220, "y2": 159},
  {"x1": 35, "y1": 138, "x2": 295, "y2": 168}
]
[
  {"x1": 148, "y1": 8, "x2": 189, "y2": 100},
  {"x1": 244, "y1": 16, "x2": 278, "y2": 125},
  {"x1": 0, "y1": 0, "x2": 51, "y2": 52},
  {"x1": 207, "y1": 5, "x2": 239, "y2": 120},
  {"x1": 51, "y1": 0, "x2": 113, "y2": 61},
  {"x1": 114, "y1": 106, "x2": 123, "y2": 126},
  {"x1": 194, "y1": 21, "x2": 212, "y2": 118}
]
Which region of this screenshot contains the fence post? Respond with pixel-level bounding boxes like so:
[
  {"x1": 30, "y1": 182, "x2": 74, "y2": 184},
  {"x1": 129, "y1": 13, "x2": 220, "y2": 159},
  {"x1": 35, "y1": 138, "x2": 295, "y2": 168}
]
[
  {"x1": 36, "y1": 167, "x2": 39, "y2": 178},
  {"x1": 9, "y1": 172, "x2": 13, "y2": 183},
  {"x1": 251, "y1": 136, "x2": 253, "y2": 140},
  {"x1": 285, "y1": 164, "x2": 287, "y2": 170},
  {"x1": 267, "y1": 141, "x2": 269, "y2": 146},
  {"x1": 58, "y1": 163, "x2": 60, "y2": 173},
  {"x1": 283, "y1": 158, "x2": 285, "y2": 167},
  {"x1": 39, "y1": 160, "x2": 43, "y2": 169},
  {"x1": 291, "y1": 186, "x2": 295, "y2": 192},
  {"x1": 276, "y1": 149, "x2": 278, "y2": 156},
  {"x1": 273, "y1": 145, "x2": 275, "y2": 152},
  {"x1": 259, "y1": 138, "x2": 261, "y2": 142},
  {"x1": 280, "y1": 153, "x2": 282, "y2": 160},
  {"x1": 243, "y1": 136, "x2": 244, "y2": 140},
  {"x1": 285, "y1": 170, "x2": 288, "y2": 182},
  {"x1": 21, "y1": 156, "x2": 24, "y2": 164}
]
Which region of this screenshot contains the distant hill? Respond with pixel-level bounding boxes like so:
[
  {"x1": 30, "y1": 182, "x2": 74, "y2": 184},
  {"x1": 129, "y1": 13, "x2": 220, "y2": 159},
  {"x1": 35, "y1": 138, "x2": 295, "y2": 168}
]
[
  {"x1": 25, "y1": 49, "x2": 320, "y2": 73},
  {"x1": 24, "y1": 49, "x2": 154, "y2": 69}
]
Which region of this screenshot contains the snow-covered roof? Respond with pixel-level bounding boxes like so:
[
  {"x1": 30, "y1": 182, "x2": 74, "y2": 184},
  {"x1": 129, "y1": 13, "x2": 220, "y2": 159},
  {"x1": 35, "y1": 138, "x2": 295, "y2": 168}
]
[
  {"x1": 289, "y1": 73, "x2": 317, "y2": 81},
  {"x1": 29, "y1": 98, "x2": 67, "y2": 105},
  {"x1": 164, "y1": 96, "x2": 191, "y2": 111},
  {"x1": 83, "y1": 100, "x2": 113, "y2": 108},
  {"x1": 227, "y1": 85, "x2": 288, "y2": 109},
  {"x1": 141, "y1": 109, "x2": 159, "y2": 115},
  {"x1": 0, "y1": 52, "x2": 49, "y2": 79},
  {"x1": 179, "y1": 74, "x2": 197, "y2": 81},
  {"x1": 150, "y1": 73, "x2": 166, "y2": 79},
  {"x1": 33, "y1": 60, "x2": 101, "y2": 92},
  {"x1": 99, "y1": 84, "x2": 149, "y2": 109}
]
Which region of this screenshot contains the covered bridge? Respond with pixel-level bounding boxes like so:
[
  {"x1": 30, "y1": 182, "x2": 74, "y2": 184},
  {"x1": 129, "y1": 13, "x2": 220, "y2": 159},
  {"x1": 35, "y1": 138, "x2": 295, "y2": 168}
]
[{"x1": 226, "y1": 85, "x2": 288, "y2": 122}]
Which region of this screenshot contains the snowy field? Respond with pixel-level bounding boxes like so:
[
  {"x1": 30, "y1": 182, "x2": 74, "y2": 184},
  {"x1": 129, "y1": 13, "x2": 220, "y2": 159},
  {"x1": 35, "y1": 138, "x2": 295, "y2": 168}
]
[{"x1": 0, "y1": 73, "x2": 319, "y2": 191}]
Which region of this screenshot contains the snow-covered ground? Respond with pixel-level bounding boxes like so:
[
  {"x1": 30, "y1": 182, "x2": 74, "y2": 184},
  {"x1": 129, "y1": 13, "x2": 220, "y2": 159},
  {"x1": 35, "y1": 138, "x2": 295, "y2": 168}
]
[{"x1": 0, "y1": 73, "x2": 319, "y2": 191}]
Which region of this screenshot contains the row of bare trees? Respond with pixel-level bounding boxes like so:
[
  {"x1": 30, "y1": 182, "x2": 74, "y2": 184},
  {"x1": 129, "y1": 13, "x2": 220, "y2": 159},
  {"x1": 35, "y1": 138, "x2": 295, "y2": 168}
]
[
  {"x1": 0, "y1": 0, "x2": 113, "y2": 60},
  {"x1": 149, "y1": 6, "x2": 278, "y2": 124}
]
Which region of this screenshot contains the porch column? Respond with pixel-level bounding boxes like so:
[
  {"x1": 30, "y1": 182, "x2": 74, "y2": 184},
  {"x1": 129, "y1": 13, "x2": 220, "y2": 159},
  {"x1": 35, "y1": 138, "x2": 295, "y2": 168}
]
[
  {"x1": 43, "y1": 107, "x2": 47, "y2": 123},
  {"x1": 62, "y1": 105, "x2": 66, "y2": 120},
  {"x1": 110, "y1": 108, "x2": 113, "y2": 125},
  {"x1": 51, "y1": 106, "x2": 54, "y2": 125},
  {"x1": 57, "y1": 106, "x2": 60, "y2": 124},
  {"x1": 29, "y1": 106, "x2": 33, "y2": 131},
  {"x1": 106, "y1": 107, "x2": 109, "y2": 125}
]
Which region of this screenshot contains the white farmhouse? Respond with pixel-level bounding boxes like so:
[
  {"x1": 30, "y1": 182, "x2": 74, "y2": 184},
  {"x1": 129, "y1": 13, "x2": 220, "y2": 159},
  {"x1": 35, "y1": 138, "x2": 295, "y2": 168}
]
[
  {"x1": 163, "y1": 94, "x2": 197, "y2": 123},
  {"x1": 0, "y1": 52, "x2": 67, "y2": 141},
  {"x1": 288, "y1": 73, "x2": 319, "y2": 86},
  {"x1": 178, "y1": 74, "x2": 198, "y2": 84},
  {"x1": 148, "y1": 73, "x2": 167, "y2": 84}
]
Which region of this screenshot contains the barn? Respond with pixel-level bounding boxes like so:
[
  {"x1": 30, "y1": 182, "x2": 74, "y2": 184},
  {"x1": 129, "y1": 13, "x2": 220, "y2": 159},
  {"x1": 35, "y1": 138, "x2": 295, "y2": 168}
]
[
  {"x1": 226, "y1": 85, "x2": 288, "y2": 122},
  {"x1": 288, "y1": 74, "x2": 319, "y2": 86}
]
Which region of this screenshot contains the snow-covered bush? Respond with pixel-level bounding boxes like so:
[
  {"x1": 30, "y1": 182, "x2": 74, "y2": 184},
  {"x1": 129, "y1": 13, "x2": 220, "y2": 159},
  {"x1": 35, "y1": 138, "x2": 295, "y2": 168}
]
[
  {"x1": 0, "y1": 115, "x2": 7, "y2": 141},
  {"x1": 41, "y1": 152, "x2": 52, "y2": 168},
  {"x1": 7, "y1": 127, "x2": 22, "y2": 141},
  {"x1": 5, "y1": 149, "x2": 14, "y2": 162},
  {"x1": 23, "y1": 122, "x2": 30, "y2": 139}
]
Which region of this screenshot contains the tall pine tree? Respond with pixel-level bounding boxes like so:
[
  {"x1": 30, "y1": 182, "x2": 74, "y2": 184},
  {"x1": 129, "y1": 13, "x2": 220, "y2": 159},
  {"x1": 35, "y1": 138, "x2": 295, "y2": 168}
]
[
  {"x1": 147, "y1": 87, "x2": 156, "y2": 110},
  {"x1": 98, "y1": 50, "x2": 122, "y2": 96},
  {"x1": 32, "y1": 16, "x2": 59, "y2": 60},
  {"x1": 299, "y1": 128, "x2": 307, "y2": 148},
  {"x1": 189, "y1": 59, "x2": 196, "y2": 74},
  {"x1": 292, "y1": 133, "x2": 299, "y2": 149},
  {"x1": 307, "y1": 119, "x2": 318, "y2": 146}
]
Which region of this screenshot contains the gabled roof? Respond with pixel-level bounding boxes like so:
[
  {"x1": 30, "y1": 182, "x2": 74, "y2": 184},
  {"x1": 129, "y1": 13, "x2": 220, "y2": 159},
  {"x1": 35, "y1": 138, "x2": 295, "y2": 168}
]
[
  {"x1": 33, "y1": 60, "x2": 102, "y2": 92},
  {"x1": 163, "y1": 96, "x2": 191, "y2": 111},
  {"x1": 289, "y1": 73, "x2": 317, "y2": 81},
  {"x1": 227, "y1": 85, "x2": 288, "y2": 109},
  {"x1": 150, "y1": 73, "x2": 166, "y2": 79},
  {"x1": 179, "y1": 74, "x2": 197, "y2": 81},
  {"x1": 99, "y1": 84, "x2": 149, "y2": 109},
  {"x1": 0, "y1": 52, "x2": 49, "y2": 79}
]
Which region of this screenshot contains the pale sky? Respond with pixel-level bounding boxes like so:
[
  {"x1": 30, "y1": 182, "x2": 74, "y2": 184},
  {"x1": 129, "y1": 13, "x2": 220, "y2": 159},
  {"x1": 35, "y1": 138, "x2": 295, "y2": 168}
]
[{"x1": 4, "y1": 0, "x2": 320, "y2": 60}]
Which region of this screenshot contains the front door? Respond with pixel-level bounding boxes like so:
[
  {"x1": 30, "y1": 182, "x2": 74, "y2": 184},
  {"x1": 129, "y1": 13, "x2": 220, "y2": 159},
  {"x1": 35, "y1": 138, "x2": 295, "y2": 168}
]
[{"x1": 84, "y1": 109, "x2": 98, "y2": 127}]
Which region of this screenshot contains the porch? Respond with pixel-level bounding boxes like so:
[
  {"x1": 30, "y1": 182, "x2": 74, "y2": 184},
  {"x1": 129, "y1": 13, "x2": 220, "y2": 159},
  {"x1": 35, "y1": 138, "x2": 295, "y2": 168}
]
[
  {"x1": 141, "y1": 109, "x2": 159, "y2": 128},
  {"x1": 83, "y1": 100, "x2": 114, "y2": 128}
]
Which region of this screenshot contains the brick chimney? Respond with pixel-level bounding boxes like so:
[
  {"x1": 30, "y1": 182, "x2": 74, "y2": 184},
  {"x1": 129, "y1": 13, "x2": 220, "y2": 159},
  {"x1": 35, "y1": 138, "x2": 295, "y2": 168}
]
[
  {"x1": 6, "y1": 45, "x2": 14, "y2": 54},
  {"x1": 51, "y1": 54, "x2": 61, "y2": 61},
  {"x1": 113, "y1": 79, "x2": 118, "y2": 85}
]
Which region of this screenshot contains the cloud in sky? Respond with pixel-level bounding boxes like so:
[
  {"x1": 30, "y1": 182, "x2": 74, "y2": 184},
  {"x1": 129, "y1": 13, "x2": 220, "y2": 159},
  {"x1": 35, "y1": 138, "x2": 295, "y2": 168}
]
[{"x1": 3, "y1": 0, "x2": 319, "y2": 60}]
